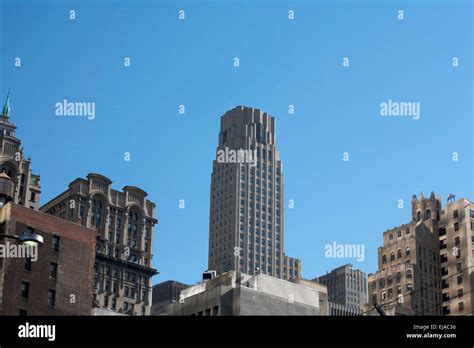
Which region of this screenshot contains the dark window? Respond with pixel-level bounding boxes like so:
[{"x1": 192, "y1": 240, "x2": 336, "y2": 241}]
[
  {"x1": 455, "y1": 236, "x2": 460, "y2": 246},
  {"x1": 425, "y1": 209, "x2": 431, "y2": 219},
  {"x1": 453, "y1": 210, "x2": 458, "y2": 219},
  {"x1": 458, "y1": 288, "x2": 463, "y2": 297},
  {"x1": 20, "y1": 282, "x2": 29, "y2": 299},
  {"x1": 52, "y1": 235, "x2": 60, "y2": 252},
  {"x1": 19, "y1": 309, "x2": 27, "y2": 316},
  {"x1": 457, "y1": 276, "x2": 463, "y2": 285},
  {"x1": 47, "y1": 289, "x2": 56, "y2": 307},
  {"x1": 30, "y1": 192, "x2": 36, "y2": 202},
  {"x1": 50, "y1": 263, "x2": 58, "y2": 279},
  {"x1": 23, "y1": 257, "x2": 31, "y2": 272},
  {"x1": 458, "y1": 302, "x2": 464, "y2": 312},
  {"x1": 454, "y1": 222, "x2": 459, "y2": 231}
]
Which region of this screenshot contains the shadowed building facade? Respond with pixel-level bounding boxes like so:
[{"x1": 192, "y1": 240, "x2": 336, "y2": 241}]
[
  {"x1": 208, "y1": 106, "x2": 301, "y2": 281},
  {"x1": 40, "y1": 174, "x2": 158, "y2": 315},
  {"x1": 368, "y1": 192, "x2": 474, "y2": 316},
  {"x1": 0, "y1": 203, "x2": 96, "y2": 315},
  {"x1": 0, "y1": 92, "x2": 41, "y2": 210}
]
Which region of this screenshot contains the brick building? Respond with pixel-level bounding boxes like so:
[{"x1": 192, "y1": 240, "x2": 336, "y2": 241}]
[{"x1": 0, "y1": 202, "x2": 96, "y2": 315}]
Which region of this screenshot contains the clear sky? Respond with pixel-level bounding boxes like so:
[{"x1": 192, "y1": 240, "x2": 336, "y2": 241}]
[{"x1": 0, "y1": 0, "x2": 472, "y2": 285}]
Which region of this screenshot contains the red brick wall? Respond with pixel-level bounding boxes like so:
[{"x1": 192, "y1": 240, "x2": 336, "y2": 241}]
[{"x1": 0, "y1": 204, "x2": 96, "y2": 315}]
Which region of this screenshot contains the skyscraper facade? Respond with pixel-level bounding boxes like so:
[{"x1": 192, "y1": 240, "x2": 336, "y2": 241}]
[
  {"x1": 208, "y1": 106, "x2": 301, "y2": 280},
  {"x1": 315, "y1": 264, "x2": 368, "y2": 315},
  {"x1": 0, "y1": 92, "x2": 41, "y2": 210},
  {"x1": 40, "y1": 173, "x2": 158, "y2": 315},
  {"x1": 368, "y1": 192, "x2": 474, "y2": 316}
]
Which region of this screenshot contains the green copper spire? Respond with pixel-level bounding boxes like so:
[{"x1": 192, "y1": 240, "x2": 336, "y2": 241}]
[{"x1": 2, "y1": 89, "x2": 10, "y2": 117}]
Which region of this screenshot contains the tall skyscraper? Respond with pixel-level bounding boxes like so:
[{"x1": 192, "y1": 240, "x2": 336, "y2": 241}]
[
  {"x1": 368, "y1": 192, "x2": 474, "y2": 316},
  {"x1": 208, "y1": 106, "x2": 301, "y2": 280},
  {"x1": 315, "y1": 264, "x2": 368, "y2": 315},
  {"x1": 41, "y1": 173, "x2": 158, "y2": 315},
  {"x1": 438, "y1": 196, "x2": 473, "y2": 315},
  {"x1": 0, "y1": 92, "x2": 41, "y2": 210}
]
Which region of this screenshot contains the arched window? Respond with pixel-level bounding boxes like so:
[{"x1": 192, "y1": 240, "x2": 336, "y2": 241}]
[
  {"x1": 405, "y1": 247, "x2": 410, "y2": 256},
  {"x1": 380, "y1": 278, "x2": 386, "y2": 288},
  {"x1": 406, "y1": 269, "x2": 413, "y2": 280},
  {"x1": 387, "y1": 275, "x2": 393, "y2": 287},
  {"x1": 397, "y1": 249, "x2": 402, "y2": 259},
  {"x1": 416, "y1": 211, "x2": 421, "y2": 221},
  {"x1": 426, "y1": 209, "x2": 431, "y2": 219},
  {"x1": 396, "y1": 272, "x2": 401, "y2": 283},
  {"x1": 390, "y1": 252, "x2": 395, "y2": 262},
  {"x1": 382, "y1": 255, "x2": 387, "y2": 264}
]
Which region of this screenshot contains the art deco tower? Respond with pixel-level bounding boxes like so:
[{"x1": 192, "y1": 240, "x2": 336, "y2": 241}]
[
  {"x1": 0, "y1": 91, "x2": 41, "y2": 209},
  {"x1": 208, "y1": 106, "x2": 301, "y2": 280}
]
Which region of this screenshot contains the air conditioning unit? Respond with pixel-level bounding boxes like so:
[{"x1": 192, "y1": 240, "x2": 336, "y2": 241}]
[{"x1": 203, "y1": 270, "x2": 217, "y2": 280}]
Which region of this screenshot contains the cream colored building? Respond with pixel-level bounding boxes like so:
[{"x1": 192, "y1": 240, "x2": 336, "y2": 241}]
[
  {"x1": 208, "y1": 106, "x2": 301, "y2": 281},
  {"x1": 368, "y1": 192, "x2": 473, "y2": 316}
]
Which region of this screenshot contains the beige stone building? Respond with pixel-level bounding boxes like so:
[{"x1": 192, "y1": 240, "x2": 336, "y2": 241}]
[
  {"x1": 368, "y1": 192, "x2": 474, "y2": 316},
  {"x1": 438, "y1": 196, "x2": 473, "y2": 315},
  {"x1": 0, "y1": 92, "x2": 41, "y2": 210},
  {"x1": 40, "y1": 173, "x2": 158, "y2": 315},
  {"x1": 208, "y1": 106, "x2": 301, "y2": 281}
]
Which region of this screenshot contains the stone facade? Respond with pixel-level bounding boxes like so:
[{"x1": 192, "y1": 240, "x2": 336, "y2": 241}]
[
  {"x1": 0, "y1": 92, "x2": 41, "y2": 210},
  {"x1": 208, "y1": 106, "x2": 301, "y2": 280},
  {"x1": 40, "y1": 173, "x2": 158, "y2": 315}
]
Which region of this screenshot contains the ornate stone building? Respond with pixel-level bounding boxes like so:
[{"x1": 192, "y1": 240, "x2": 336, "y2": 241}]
[
  {"x1": 40, "y1": 173, "x2": 158, "y2": 315},
  {"x1": 0, "y1": 92, "x2": 41, "y2": 209},
  {"x1": 368, "y1": 192, "x2": 474, "y2": 316}
]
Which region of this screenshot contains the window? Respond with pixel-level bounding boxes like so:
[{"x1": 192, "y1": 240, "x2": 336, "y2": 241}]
[
  {"x1": 19, "y1": 309, "x2": 27, "y2": 316},
  {"x1": 52, "y1": 235, "x2": 60, "y2": 252},
  {"x1": 397, "y1": 231, "x2": 402, "y2": 238},
  {"x1": 417, "y1": 211, "x2": 421, "y2": 221},
  {"x1": 390, "y1": 252, "x2": 395, "y2": 262},
  {"x1": 425, "y1": 210, "x2": 431, "y2": 219},
  {"x1": 454, "y1": 222, "x2": 459, "y2": 231},
  {"x1": 406, "y1": 269, "x2": 413, "y2": 280},
  {"x1": 389, "y1": 234, "x2": 393, "y2": 240},
  {"x1": 453, "y1": 210, "x2": 458, "y2": 219},
  {"x1": 456, "y1": 262, "x2": 462, "y2": 272},
  {"x1": 455, "y1": 236, "x2": 460, "y2": 246},
  {"x1": 457, "y1": 276, "x2": 463, "y2": 285},
  {"x1": 112, "y1": 299, "x2": 117, "y2": 310},
  {"x1": 397, "y1": 249, "x2": 402, "y2": 259},
  {"x1": 50, "y1": 263, "x2": 58, "y2": 279},
  {"x1": 458, "y1": 288, "x2": 463, "y2": 297},
  {"x1": 30, "y1": 192, "x2": 36, "y2": 202},
  {"x1": 405, "y1": 247, "x2": 410, "y2": 256},
  {"x1": 458, "y1": 302, "x2": 464, "y2": 312},
  {"x1": 47, "y1": 289, "x2": 56, "y2": 307},
  {"x1": 382, "y1": 255, "x2": 387, "y2": 264},
  {"x1": 23, "y1": 257, "x2": 31, "y2": 272},
  {"x1": 20, "y1": 281, "x2": 29, "y2": 299}
]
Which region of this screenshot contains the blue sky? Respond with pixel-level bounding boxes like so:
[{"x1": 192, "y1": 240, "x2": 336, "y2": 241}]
[{"x1": 0, "y1": 0, "x2": 472, "y2": 285}]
